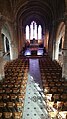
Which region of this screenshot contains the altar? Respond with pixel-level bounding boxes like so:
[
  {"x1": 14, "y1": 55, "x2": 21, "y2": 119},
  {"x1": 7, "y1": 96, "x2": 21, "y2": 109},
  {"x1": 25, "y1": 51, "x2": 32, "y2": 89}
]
[
  {"x1": 25, "y1": 38, "x2": 43, "y2": 56},
  {"x1": 31, "y1": 48, "x2": 38, "y2": 55}
]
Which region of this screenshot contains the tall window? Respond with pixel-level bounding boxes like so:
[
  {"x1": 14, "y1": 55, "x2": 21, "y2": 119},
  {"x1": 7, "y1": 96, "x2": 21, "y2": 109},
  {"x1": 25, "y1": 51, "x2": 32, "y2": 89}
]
[
  {"x1": 26, "y1": 25, "x2": 29, "y2": 40},
  {"x1": 38, "y1": 25, "x2": 42, "y2": 39},
  {"x1": 30, "y1": 22, "x2": 33, "y2": 39},
  {"x1": 26, "y1": 21, "x2": 42, "y2": 40},
  {"x1": 34, "y1": 22, "x2": 37, "y2": 39}
]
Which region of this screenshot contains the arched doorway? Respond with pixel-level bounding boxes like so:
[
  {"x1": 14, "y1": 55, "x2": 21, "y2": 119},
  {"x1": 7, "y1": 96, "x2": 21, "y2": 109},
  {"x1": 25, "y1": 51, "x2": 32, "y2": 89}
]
[
  {"x1": 55, "y1": 22, "x2": 65, "y2": 66},
  {"x1": 2, "y1": 34, "x2": 10, "y2": 53},
  {"x1": 1, "y1": 24, "x2": 12, "y2": 60}
]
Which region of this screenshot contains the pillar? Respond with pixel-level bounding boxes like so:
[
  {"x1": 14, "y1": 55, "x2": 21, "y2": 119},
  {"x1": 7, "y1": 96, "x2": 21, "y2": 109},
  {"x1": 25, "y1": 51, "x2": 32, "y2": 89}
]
[
  {"x1": 48, "y1": 21, "x2": 56, "y2": 59},
  {"x1": 55, "y1": 41, "x2": 60, "y2": 60},
  {"x1": 0, "y1": 23, "x2": 6, "y2": 80},
  {"x1": 9, "y1": 21, "x2": 18, "y2": 60},
  {"x1": 62, "y1": 18, "x2": 67, "y2": 79},
  {"x1": 10, "y1": 40, "x2": 18, "y2": 60},
  {"x1": 4, "y1": 35, "x2": 7, "y2": 53},
  {"x1": 0, "y1": 28, "x2": 3, "y2": 57}
]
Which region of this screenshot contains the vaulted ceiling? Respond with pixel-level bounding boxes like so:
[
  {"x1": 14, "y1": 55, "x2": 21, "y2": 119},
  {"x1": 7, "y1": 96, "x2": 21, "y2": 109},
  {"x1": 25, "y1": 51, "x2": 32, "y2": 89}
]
[
  {"x1": 0, "y1": 0, "x2": 65, "y2": 32},
  {"x1": 14, "y1": 0, "x2": 65, "y2": 31}
]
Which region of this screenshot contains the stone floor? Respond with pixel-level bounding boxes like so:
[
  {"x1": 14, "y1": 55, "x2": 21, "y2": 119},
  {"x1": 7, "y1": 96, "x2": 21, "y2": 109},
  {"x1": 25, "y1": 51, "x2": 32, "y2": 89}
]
[{"x1": 22, "y1": 59, "x2": 50, "y2": 119}]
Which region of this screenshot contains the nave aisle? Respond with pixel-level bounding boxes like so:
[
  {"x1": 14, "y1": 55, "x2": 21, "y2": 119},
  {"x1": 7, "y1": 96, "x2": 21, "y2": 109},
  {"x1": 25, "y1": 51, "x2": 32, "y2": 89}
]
[{"x1": 23, "y1": 59, "x2": 49, "y2": 119}]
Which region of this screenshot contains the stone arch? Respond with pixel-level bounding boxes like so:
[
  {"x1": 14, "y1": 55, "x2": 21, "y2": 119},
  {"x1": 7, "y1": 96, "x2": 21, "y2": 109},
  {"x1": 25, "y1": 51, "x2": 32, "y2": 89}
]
[
  {"x1": 55, "y1": 22, "x2": 65, "y2": 65},
  {"x1": 1, "y1": 24, "x2": 11, "y2": 59},
  {"x1": 1, "y1": 21, "x2": 15, "y2": 60}
]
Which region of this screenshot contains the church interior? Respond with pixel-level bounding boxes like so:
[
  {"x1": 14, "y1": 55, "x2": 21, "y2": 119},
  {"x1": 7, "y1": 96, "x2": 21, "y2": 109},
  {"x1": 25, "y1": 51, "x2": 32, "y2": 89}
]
[{"x1": 0, "y1": 0, "x2": 67, "y2": 119}]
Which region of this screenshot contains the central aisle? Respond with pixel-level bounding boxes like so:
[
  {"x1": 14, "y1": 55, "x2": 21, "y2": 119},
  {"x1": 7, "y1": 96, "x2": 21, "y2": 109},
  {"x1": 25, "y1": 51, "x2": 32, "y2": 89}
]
[{"x1": 22, "y1": 59, "x2": 49, "y2": 119}]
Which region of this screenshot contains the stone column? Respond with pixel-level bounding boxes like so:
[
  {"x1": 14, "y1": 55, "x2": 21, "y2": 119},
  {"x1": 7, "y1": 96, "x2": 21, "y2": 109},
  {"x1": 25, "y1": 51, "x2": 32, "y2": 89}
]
[
  {"x1": 62, "y1": 18, "x2": 67, "y2": 79},
  {"x1": 0, "y1": 23, "x2": 6, "y2": 80},
  {"x1": 21, "y1": 26, "x2": 25, "y2": 48},
  {"x1": 4, "y1": 35, "x2": 7, "y2": 53},
  {"x1": 48, "y1": 21, "x2": 56, "y2": 59},
  {"x1": 10, "y1": 40, "x2": 18, "y2": 60},
  {"x1": 9, "y1": 21, "x2": 18, "y2": 60},
  {"x1": 55, "y1": 41, "x2": 60, "y2": 60},
  {"x1": 0, "y1": 58, "x2": 7, "y2": 80},
  {"x1": 0, "y1": 28, "x2": 3, "y2": 57}
]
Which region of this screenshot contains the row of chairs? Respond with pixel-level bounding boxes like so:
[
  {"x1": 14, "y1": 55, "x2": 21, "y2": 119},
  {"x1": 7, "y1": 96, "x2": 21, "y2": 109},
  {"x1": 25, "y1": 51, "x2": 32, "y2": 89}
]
[
  {"x1": 0, "y1": 112, "x2": 22, "y2": 119},
  {"x1": 39, "y1": 55, "x2": 67, "y2": 118},
  {"x1": 0, "y1": 57, "x2": 29, "y2": 118}
]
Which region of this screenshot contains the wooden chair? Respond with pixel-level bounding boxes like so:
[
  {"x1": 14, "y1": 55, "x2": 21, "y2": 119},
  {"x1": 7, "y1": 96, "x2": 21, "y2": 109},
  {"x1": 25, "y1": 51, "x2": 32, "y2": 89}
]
[
  {"x1": 56, "y1": 82, "x2": 62, "y2": 86},
  {"x1": 18, "y1": 94, "x2": 24, "y2": 102},
  {"x1": 0, "y1": 88, "x2": 5, "y2": 93},
  {"x1": 53, "y1": 94, "x2": 60, "y2": 102},
  {"x1": 62, "y1": 102, "x2": 67, "y2": 111},
  {"x1": 13, "y1": 88, "x2": 19, "y2": 94},
  {"x1": 2, "y1": 94, "x2": 10, "y2": 102},
  {"x1": 0, "y1": 112, "x2": 2, "y2": 118},
  {"x1": 61, "y1": 94, "x2": 67, "y2": 101},
  {"x1": 13, "y1": 112, "x2": 22, "y2": 119},
  {"x1": 45, "y1": 94, "x2": 52, "y2": 101},
  {"x1": 7, "y1": 102, "x2": 16, "y2": 112},
  {"x1": 3, "y1": 112, "x2": 12, "y2": 119},
  {"x1": 51, "y1": 87, "x2": 58, "y2": 93},
  {"x1": 5, "y1": 88, "x2": 12, "y2": 94},
  {"x1": 49, "y1": 111, "x2": 58, "y2": 118},
  {"x1": 62, "y1": 82, "x2": 67, "y2": 86},
  {"x1": 10, "y1": 94, "x2": 17, "y2": 101},
  {"x1": 2, "y1": 84, "x2": 7, "y2": 88},
  {"x1": 8, "y1": 84, "x2": 14, "y2": 88},
  {"x1": 58, "y1": 88, "x2": 64, "y2": 93},
  {"x1": 49, "y1": 82, "x2": 55, "y2": 87},
  {"x1": 57, "y1": 101, "x2": 64, "y2": 110},
  {"x1": 59, "y1": 111, "x2": 67, "y2": 119},
  {"x1": 15, "y1": 102, "x2": 24, "y2": 111},
  {"x1": 44, "y1": 87, "x2": 51, "y2": 93},
  {"x1": 0, "y1": 102, "x2": 6, "y2": 112},
  {"x1": 0, "y1": 95, "x2": 2, "y2": 101}
]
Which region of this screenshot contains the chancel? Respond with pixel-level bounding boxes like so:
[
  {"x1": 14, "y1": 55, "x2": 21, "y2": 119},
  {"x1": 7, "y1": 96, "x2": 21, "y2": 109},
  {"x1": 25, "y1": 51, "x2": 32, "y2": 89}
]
[{"x1": 0, "y1": 0, "x2": 67, "y2": 119}]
